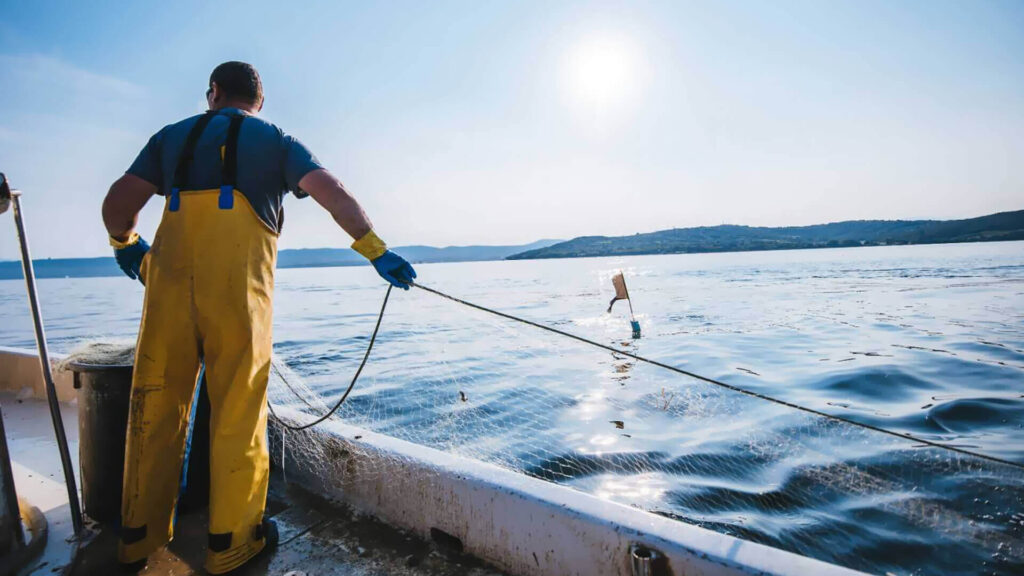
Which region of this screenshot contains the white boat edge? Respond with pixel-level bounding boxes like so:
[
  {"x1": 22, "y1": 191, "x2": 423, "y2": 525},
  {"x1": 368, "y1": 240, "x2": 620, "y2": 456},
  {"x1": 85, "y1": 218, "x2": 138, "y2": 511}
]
[
  {"x1": 270, "y1": 404, "x2": 869, "y2": 576},
  {"x1": 0, "y1": 345, "x2": 869, "y2": 576}
]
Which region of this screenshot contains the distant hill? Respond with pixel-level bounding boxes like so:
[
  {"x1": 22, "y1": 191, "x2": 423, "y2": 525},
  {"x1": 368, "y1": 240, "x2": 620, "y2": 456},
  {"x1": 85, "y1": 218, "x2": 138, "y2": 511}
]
[
  {"x1": 0, "y1": 239, "x2": 563, "y2": 280},
  {"x1": 277, "y1": 239, "x2": 562, "y2": 269},
  {"x1": 507, "y1": 210, "x2": 1024, "y2": 260}
]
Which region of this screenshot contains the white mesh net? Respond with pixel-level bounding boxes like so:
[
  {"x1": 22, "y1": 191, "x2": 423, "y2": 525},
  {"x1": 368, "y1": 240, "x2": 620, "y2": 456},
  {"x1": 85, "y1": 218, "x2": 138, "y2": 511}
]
[
  {"x1": 267, "y1": 282, "x2": 1024, "y2": 576},
  {"x1": 54, "y1": 339, "x2": 136, "y2": 372}
]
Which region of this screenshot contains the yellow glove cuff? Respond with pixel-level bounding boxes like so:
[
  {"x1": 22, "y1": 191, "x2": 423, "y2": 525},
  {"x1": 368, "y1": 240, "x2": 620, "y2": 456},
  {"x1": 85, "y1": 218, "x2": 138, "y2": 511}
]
[
  {"x1": 109, "y1": 232, "x2": 140, "y2": 250},
  {"x1": 351, "y1": 230, "x2": 388, "y2": 261}
]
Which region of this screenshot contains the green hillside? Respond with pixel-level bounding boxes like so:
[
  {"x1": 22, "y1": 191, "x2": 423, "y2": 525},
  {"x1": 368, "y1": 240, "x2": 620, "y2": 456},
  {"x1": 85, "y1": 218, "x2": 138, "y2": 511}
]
[{"x1": 507, "y1": 210, "x2": 1024, "y2": 260}]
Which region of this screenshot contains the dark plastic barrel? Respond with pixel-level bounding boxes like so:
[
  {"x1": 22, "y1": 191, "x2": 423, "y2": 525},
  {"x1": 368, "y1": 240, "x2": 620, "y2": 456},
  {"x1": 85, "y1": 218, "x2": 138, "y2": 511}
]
[
  {"x1": 70, "y1": 362, "x2": 133, "y2": 525},
  {"x1": 70, "y1": 362, "x2": 211, "y2": 525}
]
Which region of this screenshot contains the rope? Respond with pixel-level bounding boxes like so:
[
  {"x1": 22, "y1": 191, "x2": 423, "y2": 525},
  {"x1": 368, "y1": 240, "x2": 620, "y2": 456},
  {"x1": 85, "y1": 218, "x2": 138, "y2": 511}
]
[
  {"x1": 268, "y1": 284, "x2": 392, "y2": 431},
  {"x1": 269, "y1": 279, "x2": 1024, "y2": 472}
]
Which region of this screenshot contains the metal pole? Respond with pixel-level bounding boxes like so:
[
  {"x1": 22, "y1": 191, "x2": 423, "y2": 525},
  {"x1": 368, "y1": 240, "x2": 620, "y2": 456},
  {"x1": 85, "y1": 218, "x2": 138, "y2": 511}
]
[
  {"x1": 1, "y1": 175, "x2": 84, "y2": 536},
  {"x1": 630, "y1": 544, "x2": 653, "y2": 576}
]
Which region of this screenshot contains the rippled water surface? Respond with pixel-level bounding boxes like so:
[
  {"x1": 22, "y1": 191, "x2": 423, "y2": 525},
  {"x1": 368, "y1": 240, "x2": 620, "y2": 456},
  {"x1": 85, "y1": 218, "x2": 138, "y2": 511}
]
[{"x1": 2, "y1": 242, "x2": 1023, "y2": 575}]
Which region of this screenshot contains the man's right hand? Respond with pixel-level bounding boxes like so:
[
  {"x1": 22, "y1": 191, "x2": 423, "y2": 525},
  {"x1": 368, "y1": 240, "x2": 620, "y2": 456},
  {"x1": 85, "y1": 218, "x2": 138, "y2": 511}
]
[{"x1": 111, "y1": 233, "x2": 150, "y2": 281}]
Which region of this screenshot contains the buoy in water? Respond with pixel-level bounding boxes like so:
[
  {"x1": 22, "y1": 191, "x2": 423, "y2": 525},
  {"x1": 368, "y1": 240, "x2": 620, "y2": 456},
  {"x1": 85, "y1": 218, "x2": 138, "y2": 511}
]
[{"x1": 608, "y1": 271, "x2": 642, "y2": 339}]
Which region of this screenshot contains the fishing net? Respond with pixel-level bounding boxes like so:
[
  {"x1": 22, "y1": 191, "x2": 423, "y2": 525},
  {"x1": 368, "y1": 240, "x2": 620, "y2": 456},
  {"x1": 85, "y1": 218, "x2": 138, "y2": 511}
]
[
  {"x1": 266, "y1": 269, "x2": 1024, "y2": 576},
  {"x1": 54, "y1": 339, "x2": 136, "y2": 372}
]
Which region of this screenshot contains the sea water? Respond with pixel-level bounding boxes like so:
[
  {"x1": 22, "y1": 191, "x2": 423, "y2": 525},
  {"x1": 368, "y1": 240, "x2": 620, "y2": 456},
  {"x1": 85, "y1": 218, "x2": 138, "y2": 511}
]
[{"x1": 2, "y1": 241, "x2": 1022, "y2": 575}]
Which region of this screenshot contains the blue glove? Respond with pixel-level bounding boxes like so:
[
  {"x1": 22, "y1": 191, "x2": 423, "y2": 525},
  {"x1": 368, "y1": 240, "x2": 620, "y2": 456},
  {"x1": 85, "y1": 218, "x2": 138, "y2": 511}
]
[
  {"x1": 371, "y1": 250, "x2": 416, "y2": 290},
  {"x1": 111, "y1": 234, "x2": 150, "y2": 281}
]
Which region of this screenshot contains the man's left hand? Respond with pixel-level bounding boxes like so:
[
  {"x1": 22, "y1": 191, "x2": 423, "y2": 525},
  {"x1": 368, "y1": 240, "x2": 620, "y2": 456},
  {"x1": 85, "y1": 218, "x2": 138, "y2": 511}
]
[{"x1": 371, "y1": 250, "x2": 416, "y2": 290}]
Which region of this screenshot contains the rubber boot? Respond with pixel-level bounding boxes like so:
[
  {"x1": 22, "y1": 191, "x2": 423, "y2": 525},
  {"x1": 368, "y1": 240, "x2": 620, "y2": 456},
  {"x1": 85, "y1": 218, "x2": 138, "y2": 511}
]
[{"x1": 215, "y1": 519, "x2": 279, "y2": 575}]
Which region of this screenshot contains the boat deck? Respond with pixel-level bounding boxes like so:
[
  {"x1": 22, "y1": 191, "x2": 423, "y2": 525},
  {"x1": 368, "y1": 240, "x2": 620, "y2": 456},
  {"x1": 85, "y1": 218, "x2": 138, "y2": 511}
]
[{"x1": 3, "y1": 393, "x2": 505, "y2": 576}]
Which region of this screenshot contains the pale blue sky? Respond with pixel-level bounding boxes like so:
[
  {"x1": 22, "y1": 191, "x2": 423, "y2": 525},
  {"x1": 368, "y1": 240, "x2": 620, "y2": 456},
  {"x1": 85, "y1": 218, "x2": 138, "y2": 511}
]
[{"x1": 1, "y1": 0, "x2": 1022, "y2": 260}]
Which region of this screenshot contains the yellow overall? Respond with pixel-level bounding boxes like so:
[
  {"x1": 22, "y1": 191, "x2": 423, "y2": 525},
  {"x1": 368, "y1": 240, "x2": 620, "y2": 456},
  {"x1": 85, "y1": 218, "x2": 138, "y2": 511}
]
[{"x1": 119, "y1": 112, "x2": 278, "y2": 573}]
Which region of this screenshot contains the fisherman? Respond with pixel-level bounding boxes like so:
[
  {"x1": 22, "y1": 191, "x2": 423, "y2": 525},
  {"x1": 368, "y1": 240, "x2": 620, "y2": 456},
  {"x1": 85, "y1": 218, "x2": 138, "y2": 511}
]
[{"x1": 101, "y1": 61, "x2": 416, "y2": 574}]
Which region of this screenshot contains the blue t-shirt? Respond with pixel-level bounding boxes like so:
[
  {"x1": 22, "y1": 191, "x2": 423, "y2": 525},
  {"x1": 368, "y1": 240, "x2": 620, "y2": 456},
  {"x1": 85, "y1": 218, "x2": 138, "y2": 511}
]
[{"x1": 127, "y1": 108, "x2": 322, "y2": 232}]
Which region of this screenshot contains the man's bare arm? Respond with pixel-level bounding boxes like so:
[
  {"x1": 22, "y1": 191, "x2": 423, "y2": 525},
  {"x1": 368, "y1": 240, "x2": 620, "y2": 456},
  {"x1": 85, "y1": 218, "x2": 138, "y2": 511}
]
[
  {"x1": 102, "y1": 174, "x2": 157, "y2": 241},
  {"x1": 300, "y1": 167, "x2": 416, "y2": 288},
  {"x1": 299, "y1": 168, "x2": 373, "y2": 240}
]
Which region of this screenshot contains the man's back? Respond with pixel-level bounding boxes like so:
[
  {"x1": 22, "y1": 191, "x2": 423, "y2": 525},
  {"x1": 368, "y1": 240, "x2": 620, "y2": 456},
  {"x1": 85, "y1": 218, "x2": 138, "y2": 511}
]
[{"x1": 127, "y1": 108, "x2": 321, "y2": 232}]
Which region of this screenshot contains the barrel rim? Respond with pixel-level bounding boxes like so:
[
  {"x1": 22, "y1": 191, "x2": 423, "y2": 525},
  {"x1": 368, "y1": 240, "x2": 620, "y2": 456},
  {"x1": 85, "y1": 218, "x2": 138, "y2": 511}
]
[{"x1": 64, "y1": 362, "x2": 133, "y2": 373}]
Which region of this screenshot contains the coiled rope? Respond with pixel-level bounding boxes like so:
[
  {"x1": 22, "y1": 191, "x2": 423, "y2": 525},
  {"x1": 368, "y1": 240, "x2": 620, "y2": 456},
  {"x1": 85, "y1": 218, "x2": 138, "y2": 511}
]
[{"x1": 269, "y1": 281, "x2": 1024, "y2": 472}]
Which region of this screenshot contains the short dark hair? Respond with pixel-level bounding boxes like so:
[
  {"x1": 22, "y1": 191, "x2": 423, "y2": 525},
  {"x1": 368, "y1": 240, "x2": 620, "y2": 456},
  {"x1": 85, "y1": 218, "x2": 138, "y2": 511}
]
[{"x1": 209, "y1": 61, "x2": 263, "y2": 105}]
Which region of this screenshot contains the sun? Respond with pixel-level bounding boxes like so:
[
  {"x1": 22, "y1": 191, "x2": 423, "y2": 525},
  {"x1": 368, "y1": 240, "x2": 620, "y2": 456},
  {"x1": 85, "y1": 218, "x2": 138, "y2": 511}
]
[{"x1": 565, "y1": 35, "x2": 640, "y2": 112}]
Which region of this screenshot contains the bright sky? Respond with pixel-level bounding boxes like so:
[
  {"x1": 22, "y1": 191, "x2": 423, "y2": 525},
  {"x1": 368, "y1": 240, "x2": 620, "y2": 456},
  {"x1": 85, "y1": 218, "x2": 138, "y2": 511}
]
[{"x1": 1, "y1": 1, "x2": 1022, "y2": 260}]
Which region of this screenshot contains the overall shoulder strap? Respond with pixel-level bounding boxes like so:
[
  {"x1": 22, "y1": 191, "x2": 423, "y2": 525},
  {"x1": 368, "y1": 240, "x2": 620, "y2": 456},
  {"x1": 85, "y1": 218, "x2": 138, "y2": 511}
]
[
  {"x1": 218, "y1": 114, "x2": 246, "y2": 210},
  {"x1": 172, "y1": 111, "x2": 217, "y2": 190},
  {"x1": 168, "y1": 111, "x2": 217, "y2": 211}
]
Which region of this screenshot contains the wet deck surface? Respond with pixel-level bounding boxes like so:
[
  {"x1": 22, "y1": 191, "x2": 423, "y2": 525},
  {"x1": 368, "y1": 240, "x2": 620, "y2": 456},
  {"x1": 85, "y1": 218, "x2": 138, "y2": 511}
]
[{"x1": 4, "y1": 393, "x2": 506, "y2": 576}]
